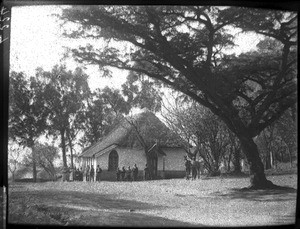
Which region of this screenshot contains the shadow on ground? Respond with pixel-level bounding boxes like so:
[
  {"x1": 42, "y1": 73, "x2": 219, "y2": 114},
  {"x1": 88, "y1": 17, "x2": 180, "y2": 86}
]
[
  {"x1": 212, "y1": 186, "x2": 296, "y2": 202},
  {"x1": 10, "y1": 189, "x2": 163, "y2": 211},
  {"x1": 32, "y1": 204, "x2": 201, "y2": 227},
  {"x1": 9, "y1": 188, "x2": 202, "y2": 227}
]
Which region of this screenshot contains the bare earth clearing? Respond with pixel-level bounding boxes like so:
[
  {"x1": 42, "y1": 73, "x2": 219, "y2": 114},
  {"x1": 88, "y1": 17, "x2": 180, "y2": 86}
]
[{"x1": 8, "y1": 174, "x2": 297, "y2": 227}]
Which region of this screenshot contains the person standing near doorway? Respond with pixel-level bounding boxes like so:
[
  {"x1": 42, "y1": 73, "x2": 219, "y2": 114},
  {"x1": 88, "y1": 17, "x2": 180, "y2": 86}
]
[
  {"x1": 121, "y1": 166, "x2": 126, "y2": 181},
  {"x1": 85, "y1": 165, "x2": 90, "y2": 182},
  {"x1": 126, "y1": 166, "x2": 132, "y2": 181},
  {"x1": 90, "y1": 165, "x2": 95, "y2": 182},
  {"x1": 191, "y1": 157, "x2": 197, "y2": 180},
  {"x1": 133, "y1": 164, "x2": 139, "y2": 181},
  {"x1": 96, "y1": 165, "x2": 102, "y2": 182},
  {"x1": 144, "y1": 164, "x2": 149, "y2": 180},
  {"x1": 116, "y1": 167, "x2": 121, "y2": 181},
  {"x1": 184, "y1": 156, "x2": 191, "y2": 180}
]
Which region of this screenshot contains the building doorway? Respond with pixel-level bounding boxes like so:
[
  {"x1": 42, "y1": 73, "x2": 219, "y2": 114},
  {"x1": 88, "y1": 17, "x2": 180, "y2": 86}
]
[{"x1": 108, "y1": 150, "x2": 119, "y2": 171}]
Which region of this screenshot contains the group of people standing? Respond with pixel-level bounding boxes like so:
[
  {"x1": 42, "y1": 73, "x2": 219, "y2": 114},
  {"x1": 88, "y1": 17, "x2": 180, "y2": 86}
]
[
  {"x1": 116, "y1": 164, "x2": 139, "y2": 181},
  {"x1": 73, "y1": 167, "x2": 84, "y2": 181},
  {"x1": 83, "y1": 165, "x2": 103, "y2": 182},
  {"x1": 184, "y1": 156, "x2": 198, "y2": 180},
  {"x1": 71, "y1": 165, "x2": 102, "y2": 181},
  {"x1": 71, "y1": 163, "x2": 153, "y2": 182}
]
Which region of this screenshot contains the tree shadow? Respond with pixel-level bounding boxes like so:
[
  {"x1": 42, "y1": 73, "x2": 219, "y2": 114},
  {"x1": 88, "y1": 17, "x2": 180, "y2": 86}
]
[
  {"x1": 10, "y1": 189, "x2": 166, "y2": 211},
  {"x1": 32, "y1": 204, "x2": 203, "y2": 227},
  {"x1": 213, "y1": 186, "x2": 297, "y2": 202},
  {"x1": 9, "y1": 189, "x2": 203, "y2": 227}
]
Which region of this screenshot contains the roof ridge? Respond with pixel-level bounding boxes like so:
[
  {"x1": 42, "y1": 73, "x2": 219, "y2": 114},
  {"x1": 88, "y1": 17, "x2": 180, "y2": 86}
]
[
  {"x1": 80, "y1": 110, "x2": 185, "y2": 157},
  {"x1": 80, "y1": 117, "x2": 128, "y2": 156}
]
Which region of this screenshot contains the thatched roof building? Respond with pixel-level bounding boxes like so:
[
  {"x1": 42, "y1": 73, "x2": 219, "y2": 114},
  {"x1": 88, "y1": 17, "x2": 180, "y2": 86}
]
[
  {"x1": 80, "y1": 110, "x2": 184, "y2": 158},
  {"x1": 79, "y1": 110, "x2": 187, "y2": 180}
]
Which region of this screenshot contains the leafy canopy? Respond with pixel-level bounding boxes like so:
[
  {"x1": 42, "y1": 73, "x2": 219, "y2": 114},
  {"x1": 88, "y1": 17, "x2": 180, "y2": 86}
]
[
  {"x1": 9, "y1": 72, "x2": 47, "y2": 147},
  {"x1": 59, "y1": 6, "x2": 297, "y2": 138}
]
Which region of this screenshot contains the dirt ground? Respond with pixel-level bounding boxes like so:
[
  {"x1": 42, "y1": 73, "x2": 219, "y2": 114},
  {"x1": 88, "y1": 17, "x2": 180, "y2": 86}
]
[{"x1": 7, "y1": 174, "x2": 297, "y2": 227}]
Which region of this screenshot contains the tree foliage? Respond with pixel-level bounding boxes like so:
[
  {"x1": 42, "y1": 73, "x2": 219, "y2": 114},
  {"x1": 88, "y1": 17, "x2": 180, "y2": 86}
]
[
  {"x1": 9, "y1": 72, "x2": 48, "y2": 182},
  {"x1": 121, "y1": 73, "x2": 163, "y2": 112},
  {"x1": 9, "y1": 72, "x2": 47, "y2": 146},
  {"x1": 59, "y1": 6, "x2": 296, "y2": 139},
  {"x1": 275, "y1": 109, "x2": 297, "y2": 162},
  {"x1": 255, "y1": 109, "x2": 297, "y2": 169},
  {"x1": 38, "y1": 65, "x2": 91, "y2": 170},
  {"x1": 81, "y1": 87, "x2": 128, "y2": 146}
]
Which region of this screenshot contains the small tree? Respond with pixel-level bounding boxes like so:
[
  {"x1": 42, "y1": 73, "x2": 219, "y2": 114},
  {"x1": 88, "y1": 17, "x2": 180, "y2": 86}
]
[
  {"x1": 225, "y1": 127, "x2": 243, "y2": 174},
  {"x1": 191, "y1": 107, "x2": 230, "y2": 176},
  {"x1": 162, "y1": 96, "x2": 231, "y2": 176},
  {"x1": 275, "y1": 109, "x2": 297, "y2": 167},
  {"x1": 8, "y1": 142, "x2": 22, "y2": 182},
  {"x1": 22, "y1": 142, "x2": 60, "y2": 181}
]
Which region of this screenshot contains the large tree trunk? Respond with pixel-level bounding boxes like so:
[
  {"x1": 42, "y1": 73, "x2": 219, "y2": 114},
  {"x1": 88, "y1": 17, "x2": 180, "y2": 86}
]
[
  {"x1": 233, "y1": 148, "x2": 242, "y2": 173},
  {"x1": 227, "y1": 152, "x2": 232, "y2": 172},
  {"x1": 60, "y1": 129, "x2": 68, "y2": 169},
  {"x1": 238, "y1": 135, "x2": 275, "y2": 189},
  {"x1": 69, "y1": 141, "x2": 74, "y2": 170},
  {"x1": 66, "y1": 128, "x2": 74, "y2": 169},
  {"x1": 31, "y1": 145, "x2": 37, "y2": 183}
]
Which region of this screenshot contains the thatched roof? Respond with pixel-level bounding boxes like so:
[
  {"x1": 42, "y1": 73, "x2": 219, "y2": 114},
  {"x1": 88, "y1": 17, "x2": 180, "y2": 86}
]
[{"x1": 80, "y1": 110, "x2": 184, "y2": 157}]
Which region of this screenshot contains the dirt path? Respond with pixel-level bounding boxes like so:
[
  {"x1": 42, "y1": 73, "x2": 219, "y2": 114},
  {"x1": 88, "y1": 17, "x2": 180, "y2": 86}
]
[{"x1": 8, "y1": 174, "x2": 297, "y2": 227}]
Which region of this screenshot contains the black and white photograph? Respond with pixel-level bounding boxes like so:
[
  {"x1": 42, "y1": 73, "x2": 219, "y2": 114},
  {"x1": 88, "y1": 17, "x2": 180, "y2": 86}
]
[{"x1": 2, "y1": 2, "x2": 298, "y2": 228}]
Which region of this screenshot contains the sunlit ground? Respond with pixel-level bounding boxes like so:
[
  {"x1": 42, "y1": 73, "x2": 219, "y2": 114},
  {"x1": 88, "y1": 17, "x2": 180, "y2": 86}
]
[{"x1": 8, "y1": 173, "x2": 297, "y2": 227}]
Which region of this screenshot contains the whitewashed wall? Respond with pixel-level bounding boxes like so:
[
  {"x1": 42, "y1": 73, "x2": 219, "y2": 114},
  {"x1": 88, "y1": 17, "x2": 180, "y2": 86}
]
[
  {"x1": 117, "y1": 147, "x2": 146, "y2": 169},
  {"x1": 96, "y1": 151, "x2": 110, "y2": 169},
  {"x1": 161, "y1": 148, "x2": 186, "y2": 171},
  {"x1": 94, "y1": 146, "x2": 186, "y2": 171},
  {"x1": 96, "y1": 147, "x2": 146, "y2": 170}
]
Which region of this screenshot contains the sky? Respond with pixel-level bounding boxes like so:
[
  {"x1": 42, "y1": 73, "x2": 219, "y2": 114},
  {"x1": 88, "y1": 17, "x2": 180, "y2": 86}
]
[
  {"x1": 10, "y1": 5, "x2": 264, "y2": 92},
  {"x1": 10, "y1": 5, "x2": 129, "y2": 91}
]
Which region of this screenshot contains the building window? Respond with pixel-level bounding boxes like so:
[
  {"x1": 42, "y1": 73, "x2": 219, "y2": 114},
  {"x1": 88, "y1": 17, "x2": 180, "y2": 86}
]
[{"x1": 108, "y1": 150, "x2": 118, "y2": 171}]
